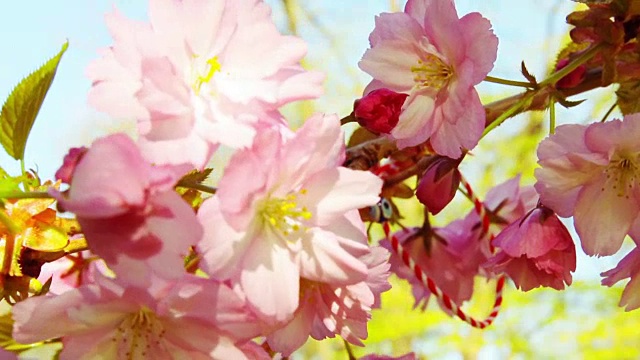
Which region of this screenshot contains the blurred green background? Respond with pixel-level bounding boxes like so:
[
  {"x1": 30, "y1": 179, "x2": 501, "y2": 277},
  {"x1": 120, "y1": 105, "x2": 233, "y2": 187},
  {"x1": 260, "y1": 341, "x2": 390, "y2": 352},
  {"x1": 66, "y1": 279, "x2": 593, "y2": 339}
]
[{"x1": 0, "y1": 1, "x2": 637, "y2": 359}]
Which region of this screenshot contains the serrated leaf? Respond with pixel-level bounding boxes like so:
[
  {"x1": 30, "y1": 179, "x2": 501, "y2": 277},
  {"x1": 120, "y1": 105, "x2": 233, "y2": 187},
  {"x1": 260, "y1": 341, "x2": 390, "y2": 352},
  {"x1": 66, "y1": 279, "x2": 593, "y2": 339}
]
[
  {"x1": 0, "y1": 41, "x2": 68, "y2": 160},
  {"x1": 178, "y1": 168, "x2": 213, "y2": 185}
]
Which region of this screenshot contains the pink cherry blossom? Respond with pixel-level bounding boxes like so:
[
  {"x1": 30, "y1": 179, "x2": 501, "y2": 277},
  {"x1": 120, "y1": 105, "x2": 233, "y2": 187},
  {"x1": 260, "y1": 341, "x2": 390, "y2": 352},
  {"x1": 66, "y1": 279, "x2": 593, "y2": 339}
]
[
  {"x1": 385, "y1": 176, "x2": 536, "y2": 309},
  {"x1": 484, "y1": 206, "x2": 576, "y2": 291},
  {"x1": 535, "y1": 114, "x2": 640, "y2": 256},
  {"x1": 197, "y1": 114, "x2": 383, "y2": 323},
  {"x1": 266, "y1": 247, "x2": 391, "y2": 356},
  {"x1": 12, "y1": 275, "x2": 262, "y2": 359},
  {"x1": 87, "y1": 0, "x2": 324, "y2": 169},
  {"x1": 601, "y1": 238, "x2": 640, "y2": 311},
  {"x1": 359, "y1": 0, "x2": 498, "y2": 157},
  {"x1": 52, "y1": 134, "x2": 201, "y2": 287}
]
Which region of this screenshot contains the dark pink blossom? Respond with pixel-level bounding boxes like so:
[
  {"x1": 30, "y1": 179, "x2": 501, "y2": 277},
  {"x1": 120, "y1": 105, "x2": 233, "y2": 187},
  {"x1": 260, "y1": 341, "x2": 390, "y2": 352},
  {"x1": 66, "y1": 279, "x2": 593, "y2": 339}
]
[
  {"x1": 415, "y1": 156, "x2": 461, "y2": 214},
  {"x1": 485, "y1": 206, "x2": 576, "y2": 291},
  {"x1": 354, "y1": 88, "x2": 408, "y2": 134}
]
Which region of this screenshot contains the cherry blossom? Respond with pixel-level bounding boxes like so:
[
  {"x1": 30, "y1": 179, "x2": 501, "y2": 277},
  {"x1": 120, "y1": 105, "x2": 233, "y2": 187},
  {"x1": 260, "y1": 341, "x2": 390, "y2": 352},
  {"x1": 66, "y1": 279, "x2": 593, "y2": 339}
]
[
  {"x1": 52, "y1": 134, "x2": 201, "y2": 287},
  {"x1": 266, "y1": 247, "x2": 391, "y2": 356},
  {"x1": 359, "y1": 0, "x2": 498, "y2": 157},
  {"x1": 197, "y1": 114, "x2": 383, "y2": 322},
  {"x1": 12, "y1": 275, "x2": 261, "y2": 359},
  {"x1": 535, "y1": 114, "x2": 640, "y2": 256},
  {"x1": 87, "y1": 0, "x2": 324, "y2": 169},
  {"x1": 485, "y1": 205, "x2": 576, "y2": 291}
]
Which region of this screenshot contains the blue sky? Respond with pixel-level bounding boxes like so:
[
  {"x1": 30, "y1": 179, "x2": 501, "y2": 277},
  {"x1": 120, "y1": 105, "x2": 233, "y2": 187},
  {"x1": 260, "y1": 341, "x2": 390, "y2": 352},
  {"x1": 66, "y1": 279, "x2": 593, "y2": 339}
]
[{"x1": 0, "y1": 0, "x2": 581, "y2": 179}]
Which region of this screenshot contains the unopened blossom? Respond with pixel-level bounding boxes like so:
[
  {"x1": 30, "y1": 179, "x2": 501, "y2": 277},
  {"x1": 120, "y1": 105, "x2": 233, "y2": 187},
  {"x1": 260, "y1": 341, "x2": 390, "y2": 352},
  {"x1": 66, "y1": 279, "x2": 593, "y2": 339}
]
[
  {"x1": 87, "y1": 0, "x2": 324, "y2": 169},
  {"x1": 266, "y1": 247, "x2": 391, "y2": 356},
  {"x1": 415, "y1": 156, "x2": 461, "y2": 214},
  {"x1": 535, "y1": 114, "x2": 640, "y2": 256},
  {"x1": 52, "y1": 134, "x2": 201, "y2": 287},
  {"x1": 197, "y1": 114, "x2": 383, "y2": 322},
  {"x1": 12, "y1": 275, "x2": 262, "y2": 359},
  {"x1": 485, "y1": 205, "x2": 576, "y2": 291},
  {"x1": 555, "y1": 58, "x2": 587, "y2": 89},
  {"x1": 601, "y1": 238, "x2": 640, "y2": 311},
  {"x1": 354, "y1": 88, "x2": 408, "y2": 134},
  {"x1": 382, "y1": 219, "x2": 486, "y2": 311},
  {"x1": 383, "y1": 176, "x2": 537, "y2": 310},
  {"x1": 359, "y1": 0, "x2": 498, "y2": 157}
]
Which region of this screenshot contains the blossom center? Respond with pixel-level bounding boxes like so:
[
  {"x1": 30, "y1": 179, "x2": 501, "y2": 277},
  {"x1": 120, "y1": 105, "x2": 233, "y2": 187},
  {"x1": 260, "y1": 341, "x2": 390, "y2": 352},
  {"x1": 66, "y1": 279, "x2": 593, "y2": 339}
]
[
  {"x1": 113, "y1": 307, "x2": 166, "y2": 359},
  {"x1": 191, "y1": 56, "x2": 222, "y2": 96},
  {"x1": 604, "y1": 152, "x2": 640, "y2": 198},
  {"x1": 259, "y1": 191, "x2": 312, "y2": 237},
  {"x1": 411, "y1": 53, "x2": 453, "y2": 91}
]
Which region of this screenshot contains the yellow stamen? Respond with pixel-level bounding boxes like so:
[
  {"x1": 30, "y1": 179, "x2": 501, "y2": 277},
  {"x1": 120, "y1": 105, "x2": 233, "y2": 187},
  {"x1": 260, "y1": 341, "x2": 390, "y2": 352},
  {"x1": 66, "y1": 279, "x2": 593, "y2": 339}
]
[
  {"x1": 192, "y1": 56, "x2": 222, "y2": 95},
  {"x1": 411, "y1": 53, "x2": 453, "y2": 91},
  {"x1": 260, "y1": 191, "x2": 312, "y2": 237}
]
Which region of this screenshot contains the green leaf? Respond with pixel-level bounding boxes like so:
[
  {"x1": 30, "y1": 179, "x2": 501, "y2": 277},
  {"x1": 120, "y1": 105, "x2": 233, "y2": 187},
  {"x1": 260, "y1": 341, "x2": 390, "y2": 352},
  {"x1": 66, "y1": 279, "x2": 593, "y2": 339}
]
[
  {"x1": 178, "y1": 168, "x2": 213, "y2": 185},
  {"x1": 616, "y1": 80, "x2": 640, "y2": 115},
  {"x1": 0, "y1": 41, "x2": 68, "y2": 160}
]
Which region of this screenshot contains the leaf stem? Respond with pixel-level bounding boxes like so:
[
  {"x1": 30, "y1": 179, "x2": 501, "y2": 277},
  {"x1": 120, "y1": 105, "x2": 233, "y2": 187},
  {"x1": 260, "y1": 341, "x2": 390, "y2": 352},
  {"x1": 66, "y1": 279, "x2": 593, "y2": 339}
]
[
  {"x1": 176, "y1": 181, "x2": 217, "y2": 195},
  {"x1": 0, "y1": 191, "x2": 52, "y2": 200},
  {"x1": 0, "y1": 211, "x2": 20, "y2": 275},
  {"x1": 484, "y1": 75, "x2": 534, "y2": 88}
]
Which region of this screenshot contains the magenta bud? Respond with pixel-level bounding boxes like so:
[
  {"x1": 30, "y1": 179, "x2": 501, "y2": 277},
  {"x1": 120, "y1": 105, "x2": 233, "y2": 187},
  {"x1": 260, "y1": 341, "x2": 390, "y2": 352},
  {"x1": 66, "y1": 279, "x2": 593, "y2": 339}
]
[
  {"x1": 55, "y1": 146, "x2": 88, "y2": 184},
  {"x1": 555, "y1": 58, "x2": 586, "y2": 89},
  {"x1": 354, "y1": 88, "x2": 408, "y2": 134},
  {"x1": 415, "y1": 157, "x2": 461, "y2": 215}
]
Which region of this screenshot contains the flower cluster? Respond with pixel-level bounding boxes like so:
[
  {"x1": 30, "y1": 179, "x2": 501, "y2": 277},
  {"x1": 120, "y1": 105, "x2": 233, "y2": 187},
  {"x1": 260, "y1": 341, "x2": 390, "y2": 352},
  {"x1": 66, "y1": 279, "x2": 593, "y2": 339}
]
[{"x1": 5, "y1": 0, "x2": 640, "y2": 358}]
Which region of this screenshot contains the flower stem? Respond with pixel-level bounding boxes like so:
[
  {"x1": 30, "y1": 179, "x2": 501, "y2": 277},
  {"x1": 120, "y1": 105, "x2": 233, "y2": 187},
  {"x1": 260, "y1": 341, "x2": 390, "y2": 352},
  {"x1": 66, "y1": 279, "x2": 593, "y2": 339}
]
[
  {"x1": 481, "y1": 92, "x2": 535, "y2": 139},
  {"x1": 484, "y1": 75, "x2": 534, "y2": 88},
  {"x1": 549, "y1": 99, "x2": 556, "y2": 135},
  {"x1": 540, "y1": 43, "x2": 602, "y2": 87},
  {"x1": 600, "y1": 102, "x2": 617, "y2": 122}
]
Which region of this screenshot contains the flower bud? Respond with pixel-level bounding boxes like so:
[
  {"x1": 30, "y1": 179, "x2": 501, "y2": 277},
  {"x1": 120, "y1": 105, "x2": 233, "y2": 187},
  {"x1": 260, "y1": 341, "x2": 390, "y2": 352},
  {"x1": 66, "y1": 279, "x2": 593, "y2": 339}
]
[
  {"x1": 555, "y1": 58, "x2": 586, "y2": 89},
  {"x1": 415, "y1": 157, "x2": 461, "y2": 215},
  {"x1": 354, "y1": 88, "x2": 408, "y2": 134}
]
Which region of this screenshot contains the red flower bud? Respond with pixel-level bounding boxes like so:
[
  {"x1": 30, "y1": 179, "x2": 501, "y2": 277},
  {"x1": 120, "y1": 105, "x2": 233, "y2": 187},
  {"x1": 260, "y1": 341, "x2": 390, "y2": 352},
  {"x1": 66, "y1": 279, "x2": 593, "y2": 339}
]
[
  {"x1": 555, "y1": 58, "x2": 587, "y2": 89},
  {"x1": 354, "y1": 88, "x2": 408, "y2": 134},
  {"x1": 415, "y1": 157, "x2": 461, "y2": 215},
  {"x1": 55, "y1": 146, "x2": 88, "y2": 184}
]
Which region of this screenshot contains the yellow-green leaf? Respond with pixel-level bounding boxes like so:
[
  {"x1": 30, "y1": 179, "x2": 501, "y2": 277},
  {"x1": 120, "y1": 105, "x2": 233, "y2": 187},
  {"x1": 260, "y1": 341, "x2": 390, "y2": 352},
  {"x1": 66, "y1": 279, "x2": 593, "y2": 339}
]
[{"x1": 0, "y1": 41, "x2": 68, "y2": 160}]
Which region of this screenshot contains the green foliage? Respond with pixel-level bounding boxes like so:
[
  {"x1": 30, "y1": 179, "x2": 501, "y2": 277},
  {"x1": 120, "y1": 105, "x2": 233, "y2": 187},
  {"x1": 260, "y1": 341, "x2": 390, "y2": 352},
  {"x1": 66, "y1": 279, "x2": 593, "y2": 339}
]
[{"x1": 0, "y1": 41, "x2": 68, "y2": 161}]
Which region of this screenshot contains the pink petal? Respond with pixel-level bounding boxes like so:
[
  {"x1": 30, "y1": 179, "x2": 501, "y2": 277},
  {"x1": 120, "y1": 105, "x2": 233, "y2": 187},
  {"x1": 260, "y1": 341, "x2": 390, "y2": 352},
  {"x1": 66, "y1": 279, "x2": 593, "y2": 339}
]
[
  {"x1": 368, "y1": 12, "x2": 424, "y2": 47},
  {"x1": 574, "y1": 180, "x2": 639, "y2": 256},
  {"x1": 240, "y1": 239, "x2": 299, "y2": 322},
  {"x1": 359, "y1": 41, "x2": 421, "y2": 92},
  {"x1": 457, "y1": 12, "x2": 498, "y2": 84}
]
